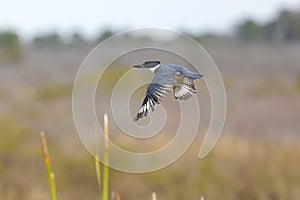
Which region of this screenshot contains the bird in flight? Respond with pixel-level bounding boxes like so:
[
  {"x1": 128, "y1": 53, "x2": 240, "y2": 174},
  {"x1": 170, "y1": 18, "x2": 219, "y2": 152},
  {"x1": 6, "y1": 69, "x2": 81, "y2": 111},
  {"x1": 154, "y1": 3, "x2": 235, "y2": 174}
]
[{"x1": 133, "y1": 60, "x2": 204, "y2": 121}]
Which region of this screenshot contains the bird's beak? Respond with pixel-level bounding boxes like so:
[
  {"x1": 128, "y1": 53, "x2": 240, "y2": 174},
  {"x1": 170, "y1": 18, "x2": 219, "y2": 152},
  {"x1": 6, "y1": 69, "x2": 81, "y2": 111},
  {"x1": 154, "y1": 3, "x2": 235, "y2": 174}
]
[{"x1": 133, "y1": 64, "x2": 143, "y2": 68}]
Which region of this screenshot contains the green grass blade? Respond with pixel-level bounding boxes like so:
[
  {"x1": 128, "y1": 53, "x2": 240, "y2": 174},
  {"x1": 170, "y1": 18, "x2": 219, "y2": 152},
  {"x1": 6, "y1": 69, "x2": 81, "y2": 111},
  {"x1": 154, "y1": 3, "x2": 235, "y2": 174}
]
[
  {"x1": 95, "y1": 155, "x2": 101, "y2": 200},
  {"x1": 102, "y1": 114, "x2": 109, "y2": 200},
  {"x1": 40, "y1": 131, "x2": 57, "y2": 200}
]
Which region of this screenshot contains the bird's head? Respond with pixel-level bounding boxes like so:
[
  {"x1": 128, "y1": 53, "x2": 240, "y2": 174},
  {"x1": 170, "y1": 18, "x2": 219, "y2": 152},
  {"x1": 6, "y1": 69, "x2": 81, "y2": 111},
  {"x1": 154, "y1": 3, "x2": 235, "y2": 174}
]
[{"x1": 133, "y1": 60, "x2": 161, "y2": 69}]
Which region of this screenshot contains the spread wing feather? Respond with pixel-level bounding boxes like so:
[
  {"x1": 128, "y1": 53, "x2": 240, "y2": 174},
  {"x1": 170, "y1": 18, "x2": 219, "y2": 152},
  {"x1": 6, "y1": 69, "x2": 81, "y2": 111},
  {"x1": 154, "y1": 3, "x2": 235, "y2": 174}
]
[
  {"x1": 134, "y1": 83, "x2": 171, "y2": 121},
  {"x1": 173, "y1": 75, "x2": 197, "y2": 100}
]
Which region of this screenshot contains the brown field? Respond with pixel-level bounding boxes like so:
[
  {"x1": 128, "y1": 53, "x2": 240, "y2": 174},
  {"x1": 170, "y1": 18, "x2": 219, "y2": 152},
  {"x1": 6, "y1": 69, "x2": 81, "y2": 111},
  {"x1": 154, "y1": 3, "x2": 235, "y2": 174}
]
[{"x1": 0, "y1": 40, "x2": 300, "y2": 200}]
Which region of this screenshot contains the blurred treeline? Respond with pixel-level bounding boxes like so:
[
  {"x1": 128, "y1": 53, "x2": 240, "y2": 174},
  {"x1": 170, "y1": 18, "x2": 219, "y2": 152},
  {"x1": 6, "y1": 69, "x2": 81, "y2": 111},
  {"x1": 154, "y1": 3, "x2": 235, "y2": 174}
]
[
  {"x1": 236, "y1": 9, "x2": 300, "y2": 42},
  {"x1": 1, "y1": 8, "x2": 300, "y2": 49},
  {"x1": 0, "y1": 8, "x2": 299, "y2": 62}
]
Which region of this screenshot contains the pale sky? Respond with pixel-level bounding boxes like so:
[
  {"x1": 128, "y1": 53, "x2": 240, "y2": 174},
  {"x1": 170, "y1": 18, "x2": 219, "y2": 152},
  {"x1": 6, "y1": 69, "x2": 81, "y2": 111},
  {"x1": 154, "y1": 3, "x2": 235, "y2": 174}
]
[{"x1": 1, "y1": 0, "x2": 299, "y2": 40}]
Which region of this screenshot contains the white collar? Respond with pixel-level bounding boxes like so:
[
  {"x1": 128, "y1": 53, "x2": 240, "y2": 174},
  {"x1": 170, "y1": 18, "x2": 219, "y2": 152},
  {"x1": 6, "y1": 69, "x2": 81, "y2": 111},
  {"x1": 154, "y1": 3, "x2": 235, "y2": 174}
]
[{"x1": 148, "y1": 64, "x2": 160, "y2": 72}]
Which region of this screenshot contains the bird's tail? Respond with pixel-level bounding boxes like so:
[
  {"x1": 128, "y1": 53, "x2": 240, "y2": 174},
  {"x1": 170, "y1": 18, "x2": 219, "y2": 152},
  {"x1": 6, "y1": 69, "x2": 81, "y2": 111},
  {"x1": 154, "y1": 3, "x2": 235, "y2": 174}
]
[{"x1": 190, "y1": 73, "x2": 204, "y2": 79}]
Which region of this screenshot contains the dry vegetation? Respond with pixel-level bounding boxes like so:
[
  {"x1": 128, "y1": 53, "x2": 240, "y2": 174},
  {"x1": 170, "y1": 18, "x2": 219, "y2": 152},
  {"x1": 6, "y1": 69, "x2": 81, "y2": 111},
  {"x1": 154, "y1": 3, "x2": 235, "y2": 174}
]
[{"x1": 0, "y1": 40, "x2": 300, "y2": 200}]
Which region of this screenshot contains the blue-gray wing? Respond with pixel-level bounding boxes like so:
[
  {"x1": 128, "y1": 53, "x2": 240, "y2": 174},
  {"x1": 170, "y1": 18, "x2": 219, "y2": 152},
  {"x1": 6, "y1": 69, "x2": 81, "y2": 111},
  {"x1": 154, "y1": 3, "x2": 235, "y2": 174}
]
[{"x1": 134, "y1": 68, "x2": 176, "y2": 121}]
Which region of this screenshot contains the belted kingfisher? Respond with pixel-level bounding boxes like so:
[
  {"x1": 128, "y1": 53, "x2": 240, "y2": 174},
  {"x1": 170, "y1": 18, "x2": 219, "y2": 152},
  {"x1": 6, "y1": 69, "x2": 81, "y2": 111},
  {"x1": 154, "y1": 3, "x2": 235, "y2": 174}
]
[{"x1": 133, "y1": 60, "x2": 204, "y2": 121}]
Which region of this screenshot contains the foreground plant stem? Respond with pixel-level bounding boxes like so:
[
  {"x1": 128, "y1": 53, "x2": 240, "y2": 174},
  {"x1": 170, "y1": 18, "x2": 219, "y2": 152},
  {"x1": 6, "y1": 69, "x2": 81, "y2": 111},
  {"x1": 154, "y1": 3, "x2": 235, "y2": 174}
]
[
  {"x1": 40, "y1": 131, "x2": 57, "y2": 200},
  {"x1": 102, "y1": 114, "x2": 109, "y2": 200}
]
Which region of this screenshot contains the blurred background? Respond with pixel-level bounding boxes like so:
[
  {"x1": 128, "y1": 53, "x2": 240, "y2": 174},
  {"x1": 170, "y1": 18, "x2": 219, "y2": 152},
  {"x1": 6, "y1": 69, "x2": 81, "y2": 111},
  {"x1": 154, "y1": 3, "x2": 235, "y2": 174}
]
[{"x1": 1, "y1": 0, "x2": 300, "y2": 199}]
